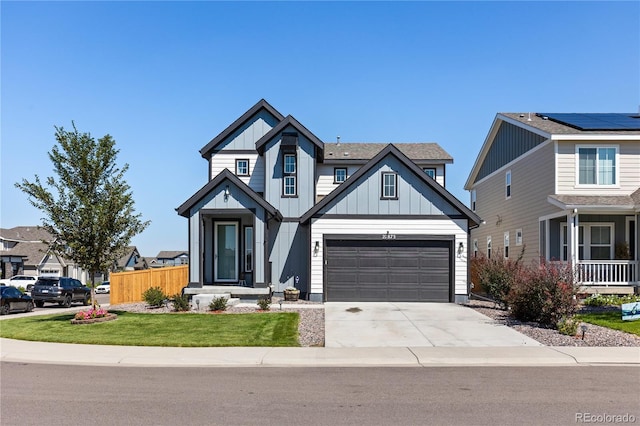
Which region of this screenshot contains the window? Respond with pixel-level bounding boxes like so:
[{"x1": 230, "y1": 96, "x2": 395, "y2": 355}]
[
  {"x1": 423, "y1": 168, "x2": 436, "y2": 179},
  {"x1": 283, "y1": 153, "x2": 297, "y2": 196},
  {"x1": 381, "y1": 172, "x2": 397, "y2": 199},
  {"x1": 244, "y1": 227, "x2": 253, "y2": 273},
  {"x1": 577, "y1": 146, "x2": 617, "y2": 185},
  {"x1": 487, "y1": 236, "x2": 492, "y2": 259},
  {"x1": 334, "y1": 168, "x2": 347, "y2": 184},
  {"x1": 235, "y1": 159, "x2": 249, "y2": 176},
  {"x1": 561, "y1": 223, "x2": 613, "y2": 260},
  {"x1": 470, "y1": 190, "x2": 476, "y2": 211},
  {"x1": 473, "y1": 239, "x2": 478, "y2": 258},
  {"x1": 515, "y1": 229, "x2": 523, "y2": 246},
  {"x1": 504, "y1": 231, "x2": 510, "y2": 258},
  {"x1": 505, "y1": 170, "x2": 511, "y2": 199}
]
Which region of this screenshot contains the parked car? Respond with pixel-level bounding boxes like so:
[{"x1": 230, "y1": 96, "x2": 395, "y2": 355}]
[
  {"x1": 31, "y1": 277, "x2": 91, "y2": 308},
  {"x1": 0, "y1": 285, "x2": 34, "y2": 315},
  {"x1": 0, "y1": 275, "x2": 39, "y2": 292},
  {"x1": 95, "y1": 281, "x2": 110, "y2": 294}
]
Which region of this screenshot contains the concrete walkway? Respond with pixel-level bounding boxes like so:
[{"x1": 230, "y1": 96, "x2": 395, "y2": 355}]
[
  {"x1": 1, "y1": 302, "x2": 638, "y2": 367},
  {"x1": 325, "y1": 302, "x2": 542, "y2": 347}
]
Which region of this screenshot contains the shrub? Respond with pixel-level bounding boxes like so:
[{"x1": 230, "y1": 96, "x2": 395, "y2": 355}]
[
  {"x1": 171, "y1": 293, "x2": 190, "y2": 312},
  {"x1": 506, "y1": 260, "x2": 578, "y2": 327},
  {"x1": 257, "y1": 297, "x2": 271, "y2": 311},
  {"x1": 142, "y1": 286, "x2": 167, "y2": 308},
  {"x1": 583, "y1": 294, "x2": 640, "y2": 307},
  {"x1": 557, "y1": 316, "x2": 579, "y2": 336},
  {"x1": 471, "y1": 249, "x2": 523, "y2": 307},
  {"x1": 209, "y1": 296, "x2": 228, "y2": 312}
]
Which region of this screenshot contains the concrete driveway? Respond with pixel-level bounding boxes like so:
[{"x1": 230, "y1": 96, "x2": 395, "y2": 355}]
[{"x1": 325, "y1": 302, "x2": 542, "y2": 348}]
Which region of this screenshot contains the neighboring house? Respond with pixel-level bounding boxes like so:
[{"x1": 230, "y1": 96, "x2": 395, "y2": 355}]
[
  {"x1": 178, "y1": 99, "x2": 480, "y2": 303},
  {"x1": 151, "y1": 251, "x2": 189, "y2": 267},
  {"x1": 465, "y1": 112, "x2": 640, "y2": 293},
  {"x1": 0, "y1": 226, "x2": 89, "y2": 282},
  {"x1": 115, "y1": 246, "x2": 148, "y2": 272}
]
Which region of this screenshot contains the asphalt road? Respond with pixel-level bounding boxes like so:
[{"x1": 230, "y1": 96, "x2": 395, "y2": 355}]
[{"x1": 1, "y1": 364, "x2": 638, "y2": 426}]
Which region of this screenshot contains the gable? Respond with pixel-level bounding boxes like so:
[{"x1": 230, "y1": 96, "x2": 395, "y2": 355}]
[
  {"x1": 314, "y1": 155, "x2": 461, "y2": 217},
  {"x1": 475, "y1": 121, "x2": 547, "y2": 183}
]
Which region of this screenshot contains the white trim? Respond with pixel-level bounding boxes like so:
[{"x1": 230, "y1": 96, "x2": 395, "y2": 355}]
[
  {"x1": 504, "y1": 231, "x2": 510, "y2": 258},
  {"x1": 515, "y1": 228, "x2": 523, "y2": 246},
  {"x1": 554, "y1": 140, "x2": 559, "y2": 195},
  {"x1": 560, "y1": 222, "x2": 615, "y2": 261},
  {"x1": 574, "y1": 144, "x2": 620, "y2": 188},
  {"x1": 554, "y1": 134, "x2": 640, "y2": 141},
  {"x1": 505, "y1": 170, "x2": 512, "y2": 199},
  {"x1": 214, "y1": 221, "x2": 238, "y2": 282}
]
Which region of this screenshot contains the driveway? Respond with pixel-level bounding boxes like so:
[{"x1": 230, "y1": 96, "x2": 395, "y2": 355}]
[{"x1": 325, "y1": 302, "x2": 542, "y2": 348}]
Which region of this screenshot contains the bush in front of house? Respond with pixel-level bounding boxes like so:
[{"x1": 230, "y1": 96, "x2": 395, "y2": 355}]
[
  {"x1": 256, "y1": 297, "x2": 271, "y2": 311},
  {"x1": 142, "y1": 286, "x2": 167, "y2": 308},
  {"x1": 472, "y1": 251, "x2": 522, "y2": 308},
  {"x1": 171, "y1": 293, "x2": 190, "y2": 312},
  {"x1": 506, "y1": 260, "x2": 578, "y2": 327},
  {"x1": 209, "y1": 296, "x2": 228, "y2": 312},
  {"x1": 583, "y1": 294, "x2": 640, "y2": 307}
]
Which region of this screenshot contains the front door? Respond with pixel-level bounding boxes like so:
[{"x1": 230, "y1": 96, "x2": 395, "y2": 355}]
[{"x1": 214, "y1": 222, "x2": 238, "y2": 282}]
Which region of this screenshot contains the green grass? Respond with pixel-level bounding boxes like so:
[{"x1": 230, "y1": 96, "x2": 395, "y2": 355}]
[
  {"x1": 0, "y1": 311, "x2": 300, "y2": 347},
  {"x1": 576, "y1": 311, "x2": 640, "y2": 337}
]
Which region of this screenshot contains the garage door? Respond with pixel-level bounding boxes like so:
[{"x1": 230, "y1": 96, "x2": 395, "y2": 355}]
[{"x1": 325, "y1": 239, "x2": 452, "y2": 302}]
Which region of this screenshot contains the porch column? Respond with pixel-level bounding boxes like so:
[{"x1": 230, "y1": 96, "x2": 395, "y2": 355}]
[{"x1": 567, "y1": 209, "x2": 579, "y2": 265}]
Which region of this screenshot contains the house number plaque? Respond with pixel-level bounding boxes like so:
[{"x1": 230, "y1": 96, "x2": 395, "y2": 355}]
[{"x1": 382, "y1": 233, "x2": 396, "y2": 240}]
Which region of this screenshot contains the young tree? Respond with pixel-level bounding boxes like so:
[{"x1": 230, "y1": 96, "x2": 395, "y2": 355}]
[{"x1": 16, "y1": 123, "x2": 150, "y2": 308}]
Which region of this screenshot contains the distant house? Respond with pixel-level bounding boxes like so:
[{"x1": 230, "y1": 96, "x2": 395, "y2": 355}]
[
  {"x1": 465, "y1": 112, "x2": 639, "y2": 294},
  {"x1": 0, "y1": 226, "x2": 89, "y2": 282},
  {"x1": 150, "y1": 251, "x2": 189, "y2": 268},
  {"x1": 115, "y1": 246, "x2": 148, "y2": 272},
  {"x1": 177, "y1": 99, "x2": 480, "y2": 303}
]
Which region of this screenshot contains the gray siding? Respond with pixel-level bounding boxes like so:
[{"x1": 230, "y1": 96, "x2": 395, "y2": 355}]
[
  {"x1": 476, "y1": 121, "x2": 547, "y2": 183},
  {"x1": 212, "y1": 110, "x2": 280, "y2": 152},
  {"x1": 317, "y1": 156, "x2": 459, "y2": 216},
  {"x1": 267, "y1": 221, "x2": 309, "y2": 292},
  {"x1": 263, "y1": 126, "x2": 317, "y2": 217}
]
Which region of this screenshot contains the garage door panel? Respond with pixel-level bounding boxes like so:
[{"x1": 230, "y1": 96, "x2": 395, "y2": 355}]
[{"x1": 326, "y1": 239, "x2": 452, "y2": 302}]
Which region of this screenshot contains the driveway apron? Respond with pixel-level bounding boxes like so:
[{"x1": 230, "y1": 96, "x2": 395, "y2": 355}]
[{"x1": 324, "y1": 302, "x2": 542, "y2": 348}]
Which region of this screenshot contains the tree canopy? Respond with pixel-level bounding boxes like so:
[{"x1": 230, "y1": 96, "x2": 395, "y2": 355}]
[{"x1": 16, "y1": 123, "x2": 150, "y2": 301}]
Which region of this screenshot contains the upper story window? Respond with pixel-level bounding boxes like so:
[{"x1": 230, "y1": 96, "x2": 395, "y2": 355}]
[
  {"x1": 505, "y1": 170, "x2": 512, "y2": 199},
  {"x1": 283, "y1": 153, "x2": 297, "y2": 197},
  {"x1": 334, "y1": 168, "x2": 347, "y2": 184},
  {"x1": 577, "y1": 146, "x2": 617, "y2": 186},
  {"x1": 381, "y1": 172, "x2": 397, "y2": 199},
  {"x1": 470, "y1": 189, "x2": 476, "y2": 211},
  {"x1": 235, "y1": 159, "x2": 249, "y2": 176},
  {"x1": 423, "y1": 168, "x2": 436, "y2": 179}
]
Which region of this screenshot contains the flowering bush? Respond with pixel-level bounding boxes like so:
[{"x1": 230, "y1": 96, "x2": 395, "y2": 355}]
[{"x1": 74, "y1": 307, "x2": 109, "y2": 321}]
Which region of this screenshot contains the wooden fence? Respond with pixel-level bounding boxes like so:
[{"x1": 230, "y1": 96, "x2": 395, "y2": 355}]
[{"x1": 110, "y1": 265, "x2": 189, "y2": 304}]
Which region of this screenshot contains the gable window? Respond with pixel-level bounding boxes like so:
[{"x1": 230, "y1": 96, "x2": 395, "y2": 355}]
[
  {"x1": 283, "y1": 153, "x2": 297, "y2": 197},
  {"x1": 504, "y1": 231, "x2": 510, "y2": 258},
  {"x1": 334, "y1": 167, "x2": 347, "y2": 184},
  {"x1": 505, "y1": 170, "x2": 512, "y2": 199},
  {"x1": 423, "y1": 168, "x2": 436, "y2": 179},
  {"x1": 577, "y1": 146, "x2": 617, "y2": 185},
  {"x1": 381, "y1": 172, "x2": 397, "y2": 199},
  {"x1": 487, "y1": 236, "x2": 492, "y2": 259},
  {"x1": 470, "y1": 190, "x2": 476, "y2": 211},
  {"x1": 235, "y1": 159, "x2": 249, "y2": 176},
  {"x1": 515, "y1": 229, "x2": 523, "y2": 246}
]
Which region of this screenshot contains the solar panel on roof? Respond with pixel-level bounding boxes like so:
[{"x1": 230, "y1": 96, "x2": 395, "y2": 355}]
[{"x1": 536, "y1": 113, "x2": 640, "y2": 130}]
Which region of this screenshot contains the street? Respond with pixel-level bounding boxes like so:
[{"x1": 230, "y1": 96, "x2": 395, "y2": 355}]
[{"x1": 1, "y1": 364, "x2": 638, "y2": 426}]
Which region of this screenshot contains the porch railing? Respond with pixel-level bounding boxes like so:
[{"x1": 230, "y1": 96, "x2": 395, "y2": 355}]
[{"x1": 576, "y1": 260, "x2": 638, "y2": 286}]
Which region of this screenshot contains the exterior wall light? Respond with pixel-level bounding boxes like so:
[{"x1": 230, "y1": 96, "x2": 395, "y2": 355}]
[
  {"x1": 224, "y1": 185, "x2": 230, "y2": 201},
  {"x1": 314, "y1": 241, "x2": 320, "y2": 256},
  {"x1": 457, "y1": 242, "x2": 464, "y2": 257}
]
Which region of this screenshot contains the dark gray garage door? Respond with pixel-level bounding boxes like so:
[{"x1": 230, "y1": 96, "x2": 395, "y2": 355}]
[{"x1": 325, "y1": 239, "x2": 452, "y2": 302}]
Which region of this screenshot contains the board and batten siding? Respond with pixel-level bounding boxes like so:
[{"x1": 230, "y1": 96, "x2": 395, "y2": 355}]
[
  {"x1": 310, "y1": 218, "x2": 469, "y2": 299},
  {"x1": 264, "y1": 129, "x2": 317, "y2": 217},
  {"x1": 470, "y1": 140, "x2": 557, "y2": 265},
  {"x1": 267, "y1": 221, "x2": 309, "y2": 292},
  {"x1": 210, "y1": 153, "x2": 265, "y2": 192},
  {"x1": 555, "y1": 140, "x2": 640, "y2": 195},
  {"x1": 212, "y1": 110, "x2": 279, "y2": 151}
]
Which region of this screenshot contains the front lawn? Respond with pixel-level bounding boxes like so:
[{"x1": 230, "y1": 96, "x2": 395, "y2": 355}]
[
  {"x1": 0, "y1": 311, "x2": 300, "y2": 347},
  {"x1": 576, "y1": 311, "x2": 640, "y2": 337}
]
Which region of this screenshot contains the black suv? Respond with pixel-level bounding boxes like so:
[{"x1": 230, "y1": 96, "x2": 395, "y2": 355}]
[{"x1": 31, "y1": 277, "x2": 91, "y2": 308}]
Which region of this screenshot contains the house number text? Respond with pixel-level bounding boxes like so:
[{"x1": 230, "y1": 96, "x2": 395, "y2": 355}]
[{"x1": 382, "y1": 234, "x2": 396, "y2": 240}]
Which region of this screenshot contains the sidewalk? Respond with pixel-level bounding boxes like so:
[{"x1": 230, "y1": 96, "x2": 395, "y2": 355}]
[{"x1": 1, "y1": 303, "x2": 638, "y2": 367}]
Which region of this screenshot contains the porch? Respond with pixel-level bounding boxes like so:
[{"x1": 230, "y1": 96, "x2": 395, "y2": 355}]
[{"x1": 575, "y1": 260, "x2": 639, "y2": 294}]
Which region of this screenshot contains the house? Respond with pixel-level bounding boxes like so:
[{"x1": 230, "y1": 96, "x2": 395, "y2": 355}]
[
  {"x1": 465, "y1": 112, "x2": 640, "y2": 293},
  {"x1": 177, "y1": 99, "x2": 481, "y2": 303},
  {"x1": 115, "y1": 246, "x2": 148, "y2": 272},
  {"x1": 0, "y1": 226, "x2": 89, "y2": 282},
  {"x1": 151, "y1": 251, "x2": 189, "y2": 268}
]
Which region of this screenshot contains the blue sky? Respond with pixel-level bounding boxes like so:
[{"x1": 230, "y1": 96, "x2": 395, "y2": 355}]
[{"x1": 2, "y1": 1, "x2": 638, "y2": 257}]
